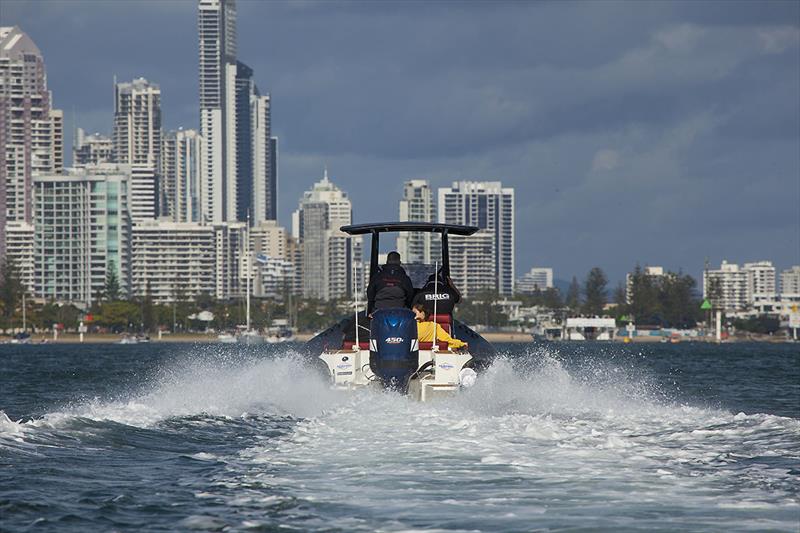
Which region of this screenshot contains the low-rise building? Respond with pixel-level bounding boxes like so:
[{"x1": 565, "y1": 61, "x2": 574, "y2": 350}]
[{"x1": 517, "y1": 267, "x2": 553, "y2": 294}]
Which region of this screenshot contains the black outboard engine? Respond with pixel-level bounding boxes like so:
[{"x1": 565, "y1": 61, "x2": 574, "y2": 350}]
[{"x1": 369, "y1": 308, "x2": 419, "y2": 390}]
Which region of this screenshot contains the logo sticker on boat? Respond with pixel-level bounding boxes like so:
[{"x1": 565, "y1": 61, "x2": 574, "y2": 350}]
[
  {"x1": 438, "y1": 363, "x2": 455, "y2": 370},
  {"x1": 385, "y1": 337, "x2": 404, "y2": 344}
]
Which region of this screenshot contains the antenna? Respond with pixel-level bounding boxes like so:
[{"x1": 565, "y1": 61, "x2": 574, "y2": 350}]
[
  {"x1": 432, "y1": 261, "x2": 439, "y2": 350},
  {"x1": 353, "y1": 257, "x2": 360, "y2": 349}
]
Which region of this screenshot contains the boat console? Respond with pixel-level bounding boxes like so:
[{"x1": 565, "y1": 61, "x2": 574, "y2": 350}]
[{"x1": 306, "y1": 222, "x2": 496, "y2": 402}]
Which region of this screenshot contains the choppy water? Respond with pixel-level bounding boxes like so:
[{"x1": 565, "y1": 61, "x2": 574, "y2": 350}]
[{"x1": 1, "y1": 342, "x2": 798, "y2": 532}]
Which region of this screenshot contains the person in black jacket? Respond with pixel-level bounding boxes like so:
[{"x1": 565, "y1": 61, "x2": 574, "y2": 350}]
[
  {"x1": 367, "y1": 251, "x2": 414, "y2": 313},
  {"x1": 411, "y1": 271, "x2": 461, "y2": 316}
]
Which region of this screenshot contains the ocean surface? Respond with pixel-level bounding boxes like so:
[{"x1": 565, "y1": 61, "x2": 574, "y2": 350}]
[{"x1": 1, "y1": 341, "x2": 798, "y2": 532}]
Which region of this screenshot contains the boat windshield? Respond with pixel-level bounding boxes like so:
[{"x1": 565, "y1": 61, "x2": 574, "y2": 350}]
[{"x1": 403, "y1": 263, "x2": 442, "y2": 289}]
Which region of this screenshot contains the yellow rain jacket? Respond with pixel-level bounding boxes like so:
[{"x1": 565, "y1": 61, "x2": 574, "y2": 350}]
[{"x1": 416, "y1": 320, "x2": 467, "y2": 349}]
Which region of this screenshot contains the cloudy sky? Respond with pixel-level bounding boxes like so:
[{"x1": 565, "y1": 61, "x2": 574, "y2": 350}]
[{"x1": 6, "y1": 0, "x2": 799, "y2": 284}]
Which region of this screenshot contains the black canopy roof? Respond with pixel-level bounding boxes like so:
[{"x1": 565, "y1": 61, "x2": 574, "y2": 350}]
[{"x1": 340, "y1": 222, "x2": 479, "y2": 236}]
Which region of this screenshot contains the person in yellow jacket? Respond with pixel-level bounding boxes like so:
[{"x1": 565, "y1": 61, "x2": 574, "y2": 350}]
[{"x1": 412, "y1": 304, "x2": 468, "y2": 350}]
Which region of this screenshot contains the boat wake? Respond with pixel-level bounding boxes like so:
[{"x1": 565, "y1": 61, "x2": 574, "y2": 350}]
[{"x1": 1, "y1": 345, "x2": 798, "y2": 530}]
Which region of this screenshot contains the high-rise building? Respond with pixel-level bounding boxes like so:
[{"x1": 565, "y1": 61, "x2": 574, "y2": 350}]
[
  {"x1": 448, "y1": 231, "x2": 496, "y2": 297},
  {"x1": 438, "y1": 181, "x2": 515, "y2": 295},
  {"x1": 269, "y1": 136, "x2": 278, "y2": 220},
  {"x1": 161, "y1": 128, "x2": 204, "y2": 223},
  {"x1": 32, "y1": 165, "x2": 131, "y2": 307},
  {"x1": 292, "y1": 170, "x2": 362, "y2": 300},
  {"x1": 743, "y1": 261, "x2": 776, "y2": 304},
  {"x1": 703, "y1": 261, "x2": 749, "y2": 312},
  {"x1": 397, "y1": 179, "x2": 440, "y2": 265},
  {"x1": 0, "y1": 26, "x2": 64, "y2": 259},
  {"x1": 781, "y1": 266, "x2": 800, "y2": 297},
  {"x1": 517, "y1": 267, "x2": 554, "y2": 295},
  {"x1": 198, "y1": 0, "x2": 238, "y2": 224},
  {"x1": 74, "y1": 128, "x2": 112, "y2": 167},
  {"x1": 234, "y1": 60, "x2": 274, "y2": 224},
  {"x1": 112, "y1": 78, "x2": 161, "y2": 219}
]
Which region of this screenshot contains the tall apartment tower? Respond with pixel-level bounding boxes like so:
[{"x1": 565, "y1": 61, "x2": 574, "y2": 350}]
[
  {"x1": 0, "y1": 26, "x2": 64, "y2": 259},
  {"x1": 292, "y1": 170, "x2": 362, "y2": 301},
  {"x1": 234, "y1": 60, "x2": 274, "y2": 223},
  {"x1": 438, "y1": 181, "x2": 515, "y2": 296},
  {"x1": 397, "y1": 179, "x2": 440, "y2": 265},
  {"x1": 112, "y1": 77, "x2": 161, "y2": 219},
  {"x1": 161, "y1": 129, "x2": 204, "y2": 223},
  {"x1": 198, "y1": 0, "x2": 238, "y2": 224}
]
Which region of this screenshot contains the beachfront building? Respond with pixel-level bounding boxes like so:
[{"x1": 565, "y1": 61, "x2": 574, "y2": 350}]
[
  {"x1": 4, "y1": 221, "x2": 34, "y2": 293},
  {"x1": 438, "y1": 181, "x2": 515, "y2": 295},
  {"x1": 517, "y1": 267, "x2": 554, "y2": 295},
  {"x1": 743, "y1": 261, "x2": 777, "y2": 304},
  {"x1": 292, "y1": 170, "x2": 363, "y2": 301},
  {"x1": 32, "y1": 166, "x2": 131, "y2": 307},
  {"x1": 448, "y1": 230, "x2": 496, "y2": 298},
  {"x1": 397, "y1": 179, "x2": 440, "y2": 265},
  {"x1": 0, "y1": 26, "x2": 64, "y2": 258},
  {"x1": 781, "y1": 266, "x2": 800, "y2": 297},
  {"x1": 129, "y1": 221, "x2": 217, "y2": 304},
  {"x1": 129, "y1": 220, "x2": 248, "y2": 304},
  {"x1": 704, "y1": 261, "x2": 750, "y2": 312}
]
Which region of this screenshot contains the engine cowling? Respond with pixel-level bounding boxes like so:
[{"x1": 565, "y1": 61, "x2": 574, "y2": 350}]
[{"x1": 369, "y1": 308, "x2": 419, "y2": 389}]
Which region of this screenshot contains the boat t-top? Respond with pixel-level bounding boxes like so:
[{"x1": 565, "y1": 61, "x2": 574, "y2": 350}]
[{"x1": 304, "y1": 222, "x2": 497, "y2": 401}]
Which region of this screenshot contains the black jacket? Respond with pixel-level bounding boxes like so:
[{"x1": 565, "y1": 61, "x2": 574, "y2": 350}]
[
  {"x1": 412, "y1": 278, "x2": 461, "y2": 316},
  {"x1": 367, "y1": 264, "x2": 414, "y2": 312}
]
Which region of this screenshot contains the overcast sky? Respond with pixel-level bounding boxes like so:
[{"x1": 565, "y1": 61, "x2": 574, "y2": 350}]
[{"x1": 5, "y1": 0, "x2": 799, "y2": 284}]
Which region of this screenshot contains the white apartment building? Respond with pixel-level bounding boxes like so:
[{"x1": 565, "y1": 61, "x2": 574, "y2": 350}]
[
  {"x1": 292, "y1": 170, "x2": 363, "y2": 300},
  {"x1": 397, "y1": 179, "x2": 440, "y2": 265},
  {"x1": 112, "y1": 78, "x2": 161, "y2": 220},
  {"x1": 626, "y1": 265, "x2": 665, "y2": 304},
  {"x1": 74, "y1": 128, "x2": 112, "y2": 167},
  {"x1": 250, "y1": 91, "x2": 274, "y2": 222},
  {"x1": 129, "y1": 221, "x2": 217, "y2": 304},
  {"x1": 438, "y1": 181, "x2": 515, "y2": 295},
  {"x1": 517, "y1": 267, "x2": 554, "y2": 295},
  {"x1": 198, "y1": 0, "x2": 238, "y2": 223},
  {"x1": 161, "y1": 128, "x2": 204, "y2": 223},
  {"x1": 781, "y1": 266, "x2": 800, "y2": 296},
  {"x1": 743, "y1": 261, "x2": 776, "y2": 303},
  {"x1": 32, "y1": 167, "x2": 130, "y2": 307},
  {"x1": 449, "y1": 231, "x2": 496, "y2": 298},
  {"x1": 255, "y1": 256, "x2": 296, "y2": 299},
  {"x1": 4, "y1": 221, "x2": 34, "y2": 293},
  {"x1": 703, "y1": 261, "x2": 750, "y2": 312},
  {"x1": 0, "y1": 26, "x2": 64, "y2": 258}
]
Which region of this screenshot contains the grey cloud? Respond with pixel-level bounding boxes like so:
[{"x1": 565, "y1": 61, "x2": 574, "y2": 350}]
[{"x1": 4, "y1": 0, "x2": 798, "y2": 282}]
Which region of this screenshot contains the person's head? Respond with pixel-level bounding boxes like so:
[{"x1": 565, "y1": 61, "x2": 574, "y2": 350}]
[
  {"x1": 386, "y1": 251, "x2": 401, "y2": 265},
  {"x1": 412, "y1": 304, "x2": 428, "y2": 321}
]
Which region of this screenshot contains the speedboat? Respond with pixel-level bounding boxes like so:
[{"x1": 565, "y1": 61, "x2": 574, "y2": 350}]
[{"x1": 304, "y1": 222, "x2": 496, "y2": 402}]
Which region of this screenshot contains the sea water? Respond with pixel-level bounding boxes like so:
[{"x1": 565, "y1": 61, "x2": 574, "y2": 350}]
[{"x1": 1, "y1": 342, "x2": 798, "y2": 531}]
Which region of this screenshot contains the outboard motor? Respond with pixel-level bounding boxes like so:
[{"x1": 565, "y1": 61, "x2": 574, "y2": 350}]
[{"x1": 369, "y1": 308, "x2": 419, "y2": 390}]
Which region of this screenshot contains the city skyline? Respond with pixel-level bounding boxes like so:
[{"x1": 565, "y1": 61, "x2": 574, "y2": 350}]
[{"x1": 3, "y1": 0, "x2": 799, "y2": 283}]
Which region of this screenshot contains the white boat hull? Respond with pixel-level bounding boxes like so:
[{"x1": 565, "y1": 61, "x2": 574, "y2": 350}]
[{"x1": 319, "y1": 348, "x2": 475, "y2": 402}]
